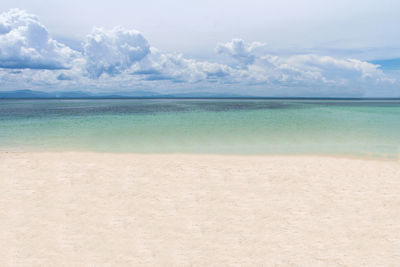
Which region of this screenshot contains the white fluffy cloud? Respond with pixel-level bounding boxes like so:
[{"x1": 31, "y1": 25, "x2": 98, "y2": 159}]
[
  {"x1": 0, "y1": 9, "x2": 79, "y2": 70},
  {"x1": 216, "y1": 40, "x2": 394, "y2": 90},
  {"x1": 131, "y1": 48, "x2": 232, "y2": 83},
  {"x1": 84, "y1": 27, "x2": 150, "y2": 78},
  {"x1": 216, "y1": 39, "x2": 267, "y2": 66},
  {"x1": 0, "y1": 9, "x2": 398, "y2": 96}
]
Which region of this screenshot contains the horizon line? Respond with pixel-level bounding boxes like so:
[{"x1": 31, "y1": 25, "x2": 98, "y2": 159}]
[{"x1": 1, "y1": 96, "x2": 400, "y2": 100}]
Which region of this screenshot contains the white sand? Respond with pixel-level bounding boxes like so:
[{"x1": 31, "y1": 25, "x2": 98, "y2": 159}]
[{"x1": 0, "y1": 152, "x2": 400, "y2": 266}]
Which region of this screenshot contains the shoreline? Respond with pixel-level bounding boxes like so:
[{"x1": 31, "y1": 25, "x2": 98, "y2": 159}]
[
  {"x1": 1, "y1": 149, "x2": 398, "y2": 161},
  {"x1": 1, "y1": 152, "x2": 400, "y2": 265}
]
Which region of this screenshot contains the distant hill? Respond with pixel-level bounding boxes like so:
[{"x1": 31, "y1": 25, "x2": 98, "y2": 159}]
[
  {"x1": 0, "y1": 90, "x2": 248, "y2": 99},
  {"x1": 1, "y1": 90, "x2": 399, "y2": 99},
  {"x1": 0, "y1": 90, "x2": 54, "y2": 98},
  {"x1": 0, "y1": 90, "x2": 92, "y2": 98}
]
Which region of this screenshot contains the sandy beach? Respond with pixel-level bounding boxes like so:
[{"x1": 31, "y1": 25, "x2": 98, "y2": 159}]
[{"x1": 1, "y1": 152, "x2": 400, "y2": 266}]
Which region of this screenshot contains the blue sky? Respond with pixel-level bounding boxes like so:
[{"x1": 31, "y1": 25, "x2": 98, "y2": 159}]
[{"x1": 0, "y1": 1, "x2": 399, "y2": 96}]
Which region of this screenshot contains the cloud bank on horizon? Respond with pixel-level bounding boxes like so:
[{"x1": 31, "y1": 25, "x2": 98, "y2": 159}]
[{"x1": 0, "y1": 8, "x2": 398, "y2": 97}]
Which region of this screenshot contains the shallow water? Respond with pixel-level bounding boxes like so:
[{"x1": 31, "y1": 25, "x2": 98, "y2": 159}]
[{"x1": 0, "y1": 99, "x2": 399, "y2": 158}]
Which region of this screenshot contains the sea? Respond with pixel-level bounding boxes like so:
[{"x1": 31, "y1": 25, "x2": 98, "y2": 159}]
[{"x1": 0, "y1": 99, "x2": 399, "y2": 158}]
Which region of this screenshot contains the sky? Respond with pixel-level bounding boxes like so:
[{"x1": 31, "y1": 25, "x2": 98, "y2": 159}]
[{"x1": 0, "y1": 0, "x2": 399, "y2": 97}]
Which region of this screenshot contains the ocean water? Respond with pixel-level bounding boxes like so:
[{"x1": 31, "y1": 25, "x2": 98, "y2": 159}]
[{"x1": 0, "y1": 99, "x2": 399, "y2": 158}]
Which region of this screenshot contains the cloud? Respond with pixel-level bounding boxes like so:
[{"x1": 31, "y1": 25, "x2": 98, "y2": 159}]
[
  {"x1": 56, "y1": 73, "x2": 72, "y2": 81},
  {"x1": 215, "y1": 40, "x2": 394, "y2": 91},
  {"x1": 83, "y1": 26, "x2": 150, "y2": 78},
  {"x1": 0, "y1": 9, "x2": 398, "y2": 97},
  {"x1": 216, "y1": 39, "x2": 267, "y2": 66},
  {"x1": 131, "y1": 48, "x2": 232, "y2": 83},
  {"x1": 0, "y1": 9, "x2": 79, "y2": 70},
  {"x1": 256, "y1": 54, "x2": 392, "y2": 86}
]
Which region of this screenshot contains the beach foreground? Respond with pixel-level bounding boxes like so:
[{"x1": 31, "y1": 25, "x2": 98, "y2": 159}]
[{"x1": 1, "y1": 152, "x2": 400, "y2": 266}]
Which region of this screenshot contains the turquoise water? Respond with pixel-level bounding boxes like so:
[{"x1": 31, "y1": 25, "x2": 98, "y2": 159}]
[{"x1": 0, "y1": 99, "x2": 399, "y2": 158}]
